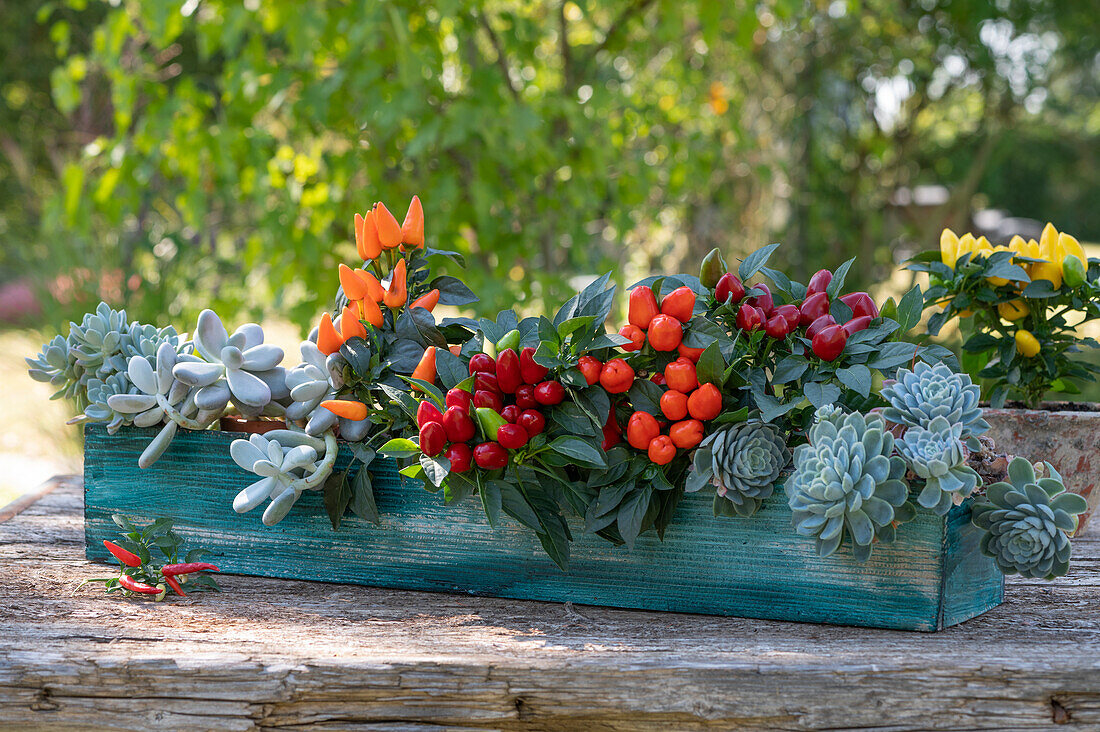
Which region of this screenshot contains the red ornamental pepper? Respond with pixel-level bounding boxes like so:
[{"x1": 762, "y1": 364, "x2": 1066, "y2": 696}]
[
  {"x1": 601, "y1": 410, "x2": 622, "y2": 450},
  {"x1": 534, "y1": 380, "x2": 565, "y2": 405},
  {"x1": 664, "y1": 358, "x2": 699, "y2": 394},
  {"x1": 628, "y1": 286, "x2": 660, "y2": 330},
  {"x1": 475, "y1": 372, "x2": 501, "y2": 394},
  {"x1": 473, "y1": 390, "x2": 504, "y2": 413},
  {"x1": 806, "y1": 269, "x2": 833, "y2": 297},
  {"x1": 577, "y1": 356, "x2": 602, "y2": 386},
  {"x1": 442, "y1": 406, "x2": 477, "y2": 442},
  {"x1": 839, "y1": 292, "x2": 879, "y2": 319},
  {"x1": 519, "y1": 347, "x2": 549, "y2": 385},
  {"x1": 669, "y1": 419, "x2": 704, "y2": 449},
  {"x1": 497, "y1": 423, "x2": 529, "y2": 449},
  {"x1": 514, "y1": 384, "x2": 537, "y2": 409},
  {"x1": 468, "y1": 353, "x2": 496, "y2": 375},
  {"x1": 627, "y1": 411, "x2": 660, "y2": 450},
  {"x1": 647, "y1": 435, "x2": 676, "y2": 465},
  {"x1": 500, "y1": 404, "x2": 520, "y2": 424},
  {"x1": 650, "y1": 372, "x2": 666, "y2": 386},
  {"x1": 714, "y1": 273, "x2": 745, "y2": 305},
  {"x1": 661, "y1": 286, "x2": 696, "y2": 323},
  {"x1": 765, "y1": 314, "x2": 790, "y2": 339},
  {"x1": 518, "y1": 409, "x2": 546, "y2": 436},
  {"x1": 445, "y1": 443, "x2": 472, "y2": 473},
  {"x1": 736, "y1": 303, "x2": 766, "y2": 331},
  {"x1": 118, "y1": 574, "x2": 161, "y2": 595},
  {"x1": 163, "y1": 574, "x2": 187, "y2": 597},
  {"x1": 677, "y1": 343, "x2": 705, "y2": 362},
  {"x1": 687, "y1": 383, "x2": 722, "y2": 421},
  {"x1": 416, "y1": 401, "x2": 444, "y2": 428},
  {"x1": 843, "y1": 315, "x2": 873, "y2": 336},
  {"x1": 496, "y1": 349, "x2": 523, "y2": 394},
  {"x1": 747, "y1": 283, "x2": 774, "y2": 316},
  {"x1": 812, "y1": 324, "x2": 849, "y2": 362},
  {"x1": 473, "y1": 442, "x2": 509, "y2": 469},
  {"x1": 806, "y1": 314, "x2": 837, "y2": 340},
  {"x1": 647, "y1": 314, "x2": 683, "y2": 351},
  {"x1": 103, "y1": 540, "x2": 141, "y2": 567},
  {"x1": 799, "y1": 292, "x2": 830, "y2": 326},
  {"x1": 775, "y1": 304, "x2": 801, "y2": 331},
  {"x1": 419, "y1": 422, "x2": 447, "y2": 457},
  {"x1": 446, "y1": 388, "x2": 473, "y2": 412},
  {"x1": 661, "y1": 390, "x2": 689, "y2": 421},
  {"x1": 161, "y1": 562, "x2": 220, "y2": 576},
  {"x1": 618, "y1": 324, "x2": 646, "y2": 352},
  {"x1": 599, "y1": 358, "x2": 635, "y2": 394}
]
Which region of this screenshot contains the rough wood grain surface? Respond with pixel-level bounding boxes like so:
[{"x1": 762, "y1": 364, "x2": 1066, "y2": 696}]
[{"x1": 1, "y1": 479, "x2": 1099, "y2": 730}]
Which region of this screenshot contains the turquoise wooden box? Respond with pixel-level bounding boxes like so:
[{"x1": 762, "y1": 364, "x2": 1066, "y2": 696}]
[{"x1": 83, "y1": 424, "x2": 1004, "y2": 631}]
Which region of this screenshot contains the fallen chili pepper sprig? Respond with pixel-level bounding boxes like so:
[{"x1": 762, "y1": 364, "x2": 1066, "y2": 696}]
[{"x1": 79, "y1": 514, "x2": 221, "y2": 601}]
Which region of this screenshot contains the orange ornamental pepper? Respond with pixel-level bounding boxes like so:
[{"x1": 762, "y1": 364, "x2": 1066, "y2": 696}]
[
  {"x1": 618, "y1": 324, "x2": 645, "y2": 352},
  {"x1": 317, "y1": 312, "x2": 344, "y2": 356},
  {"x1": 664, "y1": 358, "x2": 699, "y2": 394},
  {"x1": 628, "y1": 286, "x2": 660, "y2": 330},
  {"x1": 660, "y1": 390, "x2": 689, "y2": 421},
  {"x1": 401, "y1": 195, "x2": 425, "y2": 249},
  {"x1": 669, "y1": 419, "x2": 704, "y2": 449},
  {"x1": 410, "y1": 288, "x2": 440, "y2": 312},
  {"x1": 383, "y1": 259, "x2": 408, "y2": 308},
  {"x1": 374, "y1": 202, "x2": 403, "y2": 250},
  {"x1": 339, "y1": 264, "x2": 385, "y2": 303},
  {"x1": 355, "y1": 211, "x2": 382, "y2": 261},
  {"x1": 359, "y1": 295, "x2": 383, "y2": 328},
  {"x1": 340, "y1": 303, "x2": 368, "y2": 341},
  {"x1": 646, "y1": 314, "x2": 683, "y2": 351},
  {"x1": 660, "y1": 286, "x2": 696, "y2": 323},
  {"x1": 647, "y1": 435, "x2": 676, "y2": 465},
  {"x1": 677, "y1": 343, "x2": 704, "y2": 362},
  {"x1": 687, "y1": 383, "x2": 722, "y2": 421},
  {"x1": 322, "y1": 399, "x2": 369, "y2": 421},
  {"x1": 626, "y1": 411, "x2": 660, "y2": 450},
  {"x1": 599, "y1": 358, "x2": 635, "y2": 394},
  {"x1": 449, "y1": 344, "x2": 462, "y2": 356},
  {"x1": 410, "y1": 346, "x2": 437, "y2": 385}
]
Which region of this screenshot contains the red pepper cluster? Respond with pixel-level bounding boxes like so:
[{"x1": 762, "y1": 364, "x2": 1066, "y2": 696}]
[
  {"x1": 622, "y1": 356, "x2": 723, "y2": 465},
  {"x1": 416, "y1": 347, "x2": 560, "y2": 471},
  {"x1": 715, "y1": 268, "x2": 878, "y2": 362},
  {"x1": 619, "y1": 284, "x2": 697, "y2": 353}
]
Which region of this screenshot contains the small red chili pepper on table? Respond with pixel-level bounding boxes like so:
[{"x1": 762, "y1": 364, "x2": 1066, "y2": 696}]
[
  {"x1": 118, "y1": 574, "x2": 162, "y2": 595},
  {"x1": 161, "y1": 563, "x2": 220, "y2": 576},
  {"x1": 103, "y1": 540, "x2": 141, "y2": 567}
]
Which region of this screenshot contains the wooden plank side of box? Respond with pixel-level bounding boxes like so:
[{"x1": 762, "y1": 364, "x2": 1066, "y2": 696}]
[{"x1": 83, "y1": 425, "x2": 1003, "y2": 630}]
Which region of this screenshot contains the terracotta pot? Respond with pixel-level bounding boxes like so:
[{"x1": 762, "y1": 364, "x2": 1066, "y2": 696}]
[
  {"x1": 983, "y1": 403, "x2": 1100, "y2": 534},
  {"x1": 219, "y1": 417, "x2": 287, "y2": 435}
]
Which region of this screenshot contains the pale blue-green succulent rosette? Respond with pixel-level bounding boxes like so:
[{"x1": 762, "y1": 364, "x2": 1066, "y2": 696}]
[
  {"x1": 787, "y1": 407, "x2": 912, "y2": 561},
  {"x1": 880, "y1": 361, "x2": 989, "y2": 440},
  {"x1": 896, "y1": 415, "x2": 980, "y2": 515},
  {"x1": 701, "y1": 421, "x2": 789, "y2": 517},
  {"x1": 67, "y1": 302, "x2": 131, "y2": 381},
  {"x1": 971, "y1": 458, "x2": 1088, "y2": 579},
  {"x1": 26, "y1": 334, "x2": 86, "y2": 406}
]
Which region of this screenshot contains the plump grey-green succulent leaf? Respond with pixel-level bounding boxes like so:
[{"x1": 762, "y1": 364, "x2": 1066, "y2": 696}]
[
  {"x1": 880, "y1": 361, "x2": 988, "y2": 438},
  {"x1": 26, "y1": 334, "x2": 86, "y2": 404},
  {"x1": 703, "y1": 420, "x2": 789, "y2": 518},
  {"x1": 787, "y1": 406, "x2": 911, "y2": 561},
  {"x1": 230, "y1": 431, "x2": 330, "y2": 526},
  {"x1": 896, "y1": 415, "x2": 980, "y2": 515},
  {"x1": 77, "y1": 373, "x2": 136, "y2": 434},
  {"x1": 971, "y1": 457, "x2": 1088, "y2": 578}
]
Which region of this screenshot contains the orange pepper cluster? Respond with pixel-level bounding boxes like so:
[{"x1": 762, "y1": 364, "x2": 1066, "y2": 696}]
[
  {"x1": 618, "y1": 283, "x2": 695, "y2": 352},
  {"x1": 625, "y1": 357, "x2": 722, "y2": 465},
  {"x1": 316, "y1": 196, "x2": 439, "y2": 357}
]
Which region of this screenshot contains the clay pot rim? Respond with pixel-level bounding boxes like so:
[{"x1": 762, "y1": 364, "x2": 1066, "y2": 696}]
[{"x1": 981, "y1": 401, "x2": 1100, "y2": 415}]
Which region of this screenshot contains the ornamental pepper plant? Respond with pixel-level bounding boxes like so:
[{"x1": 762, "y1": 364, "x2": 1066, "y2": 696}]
[{"x1": 907, "y1": 223, "x2": 1100, "y2": 407}]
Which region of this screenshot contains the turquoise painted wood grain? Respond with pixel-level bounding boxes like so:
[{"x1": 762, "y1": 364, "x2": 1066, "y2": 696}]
[{"x1": 82, "y1": 424, "x2": 1004, "y2": 631}]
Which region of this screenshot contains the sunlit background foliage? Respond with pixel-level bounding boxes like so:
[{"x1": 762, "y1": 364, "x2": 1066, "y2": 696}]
[{"x1": 2, "y1": 0, "x2": 1098, "y2": 331}]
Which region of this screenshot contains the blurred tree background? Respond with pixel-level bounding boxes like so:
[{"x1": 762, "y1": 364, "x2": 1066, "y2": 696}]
[{"x1": 3, "y1": 0, "x2": 1098, "y2": 332}]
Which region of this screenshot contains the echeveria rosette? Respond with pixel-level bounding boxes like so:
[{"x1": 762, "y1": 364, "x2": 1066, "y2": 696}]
[
  {"x1": 880, "y1": 361, "x2": 989, "y2": 440},
  {"x1": 702, "y1": 421, "x2": 790, "y2": 517},
  {"x1": 26, "y1": 334, "x2": 86, "y2": 406},
  {"x1": 76, "y1": 373, "x2": 137, "y2": 434},
  {"x1": 787, "y1": 407, "x2": 912, "y2": 561},
  {"x1": 172, "y1": 309, "x2": 287, "y2": 418},
  {"x1": 121, "y1": 321, "x2": 188, "y2": 363},
  {"x1": 67, "y1": 302, "x2": 131, "y2": 380},
  {"x1": 971, "y1": 458, "x2": 1088, "y2": 579},
  {"x1": 896, "y1": 415, "x2": 981, "y2": 515}
]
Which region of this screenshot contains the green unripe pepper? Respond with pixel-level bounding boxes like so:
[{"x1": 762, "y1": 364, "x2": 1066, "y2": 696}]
[
  {"x1": 496, "y1": 329, "x2": 521, "y2": 353},
  {"x1": 475, "y1": 407, "x2": 508, "y2": 440},
  {"x1": 1063, "y1": 255, "x2": 1087, "y2": 288},
  {"x1": 699, "y1": 248, "x2": 728, "y2": 289}
]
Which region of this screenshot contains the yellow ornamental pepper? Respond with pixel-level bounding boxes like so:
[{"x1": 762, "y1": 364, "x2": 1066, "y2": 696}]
[
  {"x1": 998, "y1": 300, "x2": 1029, "y2": 321},
  {"x1": 986, "y1": 243, "x2": 1013, "y2": 287},
  {"x1": 956, "y1": 233, "x2": 976, "y2": 263},
  {"x1": 1058, "y1": 231, "x2": 1086, "y2": 263},
  {"x1": 1015, "y1": 329, "x2": 1041, "y2": 358},
  {"x1": 940, "y1": 229, "x2": 960, "y2": 268},
  {"x1": 1039, "y1": 223, "x2": 1059, "y2": 260},
  {"x1": 1029, "y1": 259, "x2": 1063, "y2": 290}
]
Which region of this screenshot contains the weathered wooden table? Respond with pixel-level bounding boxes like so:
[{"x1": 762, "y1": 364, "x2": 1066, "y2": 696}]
[{"x1": 1, "y1": 479, "x2": 1098, "y2": 731}]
